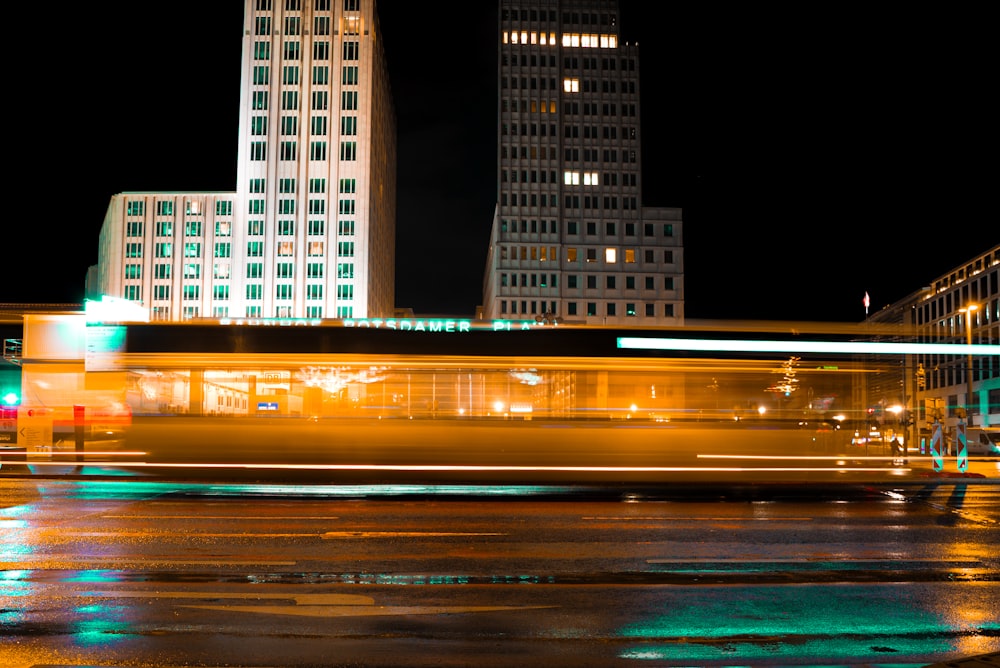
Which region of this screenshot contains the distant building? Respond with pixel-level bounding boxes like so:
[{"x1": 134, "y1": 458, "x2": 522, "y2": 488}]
[
  {"x1": 481, "y1": 0, "x2": 684, "y2": 325},
  {"x1": 90, "y1": 0, "x2": 396, "y2": 322},
  {"x1": 864, "y1": 243, "x2": 999, "y2": 434}
]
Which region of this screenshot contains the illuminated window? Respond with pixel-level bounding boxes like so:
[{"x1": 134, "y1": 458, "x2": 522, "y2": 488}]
[
  {"x1": 583, "y1": 172, "x2": 598, "y2": 186},
  {"x1": 308, "y1": 241, "x2": 324, "y2": 256},
  {"x1": 214, "y1": 263, "x2": 230, "y2": 280},
  {"x1": 605, "y1": 248, "x2": 617, "y2": 263},
  {"x1": 277, "y1": 241, "x2": 294, "y2": 256},
  {"x1": 183, "y1": 263, "x2": 200, "y2": 279},
  {"x1": 563, "y1": 171, "x2": 580, "y2": 185},
  {"x1": 184, "y1": 243, "x2": 201, "y2": 258},
  {"x1": 216, "y1": 221, "x2": 231, "y2": 236},
  {"x1": 563, "y1": 78, "x2": 580, "y2": 93},
  {"x1": 625, "y1": 249, "x2": 635, "y2": 263}
]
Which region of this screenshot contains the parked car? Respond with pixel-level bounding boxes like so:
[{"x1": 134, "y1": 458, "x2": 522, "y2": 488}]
[{"x1": 966, "y1": 428, "x2": 1000, "y2": 456}]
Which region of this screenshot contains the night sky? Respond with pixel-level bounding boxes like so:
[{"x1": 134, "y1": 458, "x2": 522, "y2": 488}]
[{"x1": 9, "y1": 2, "x2": 993, "y2": 323}]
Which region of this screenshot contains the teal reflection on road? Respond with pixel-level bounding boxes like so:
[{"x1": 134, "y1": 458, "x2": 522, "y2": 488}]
[
  {"x1": 618, "y1": 585, "x2": 964, "y2": 662},
  {"x1": 72, "y1": 602, "x2": 127, "y2": 646}
]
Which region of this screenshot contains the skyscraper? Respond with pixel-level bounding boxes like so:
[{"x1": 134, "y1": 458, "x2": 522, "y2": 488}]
[
  {"x1": 91, "y1": 0, "x2": 396, "y2": 322},
  {"x1": 481, "y1": 0, "x2": 684, "y2": 325}
]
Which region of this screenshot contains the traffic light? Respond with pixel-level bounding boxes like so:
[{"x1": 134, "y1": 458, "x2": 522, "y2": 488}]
[{"x1": 1, "y1": 390, "x2": 18, "y2": 406}]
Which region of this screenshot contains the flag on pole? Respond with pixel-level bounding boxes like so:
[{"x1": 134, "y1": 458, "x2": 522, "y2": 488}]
[{"x1": 863, "y1": 291, "x2": 870, "y2": 315}]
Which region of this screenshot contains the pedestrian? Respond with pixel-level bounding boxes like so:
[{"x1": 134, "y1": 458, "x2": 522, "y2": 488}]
[{"x1": 891, "y1": 436, "x2": 906, "y2": 465}]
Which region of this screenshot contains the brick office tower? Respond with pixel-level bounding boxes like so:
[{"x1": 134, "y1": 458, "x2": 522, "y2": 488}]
[{"x1": 481, "y1": 0, "x2": 684, "y2": 325}]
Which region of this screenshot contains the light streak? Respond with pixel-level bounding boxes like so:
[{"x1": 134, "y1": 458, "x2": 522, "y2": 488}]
[
  {"x1": 617, "y1": 337, "x2": 1000, "y2": 356},
  {"x1": 17, "y1": 460, "x2": 908, "y2": 474}
]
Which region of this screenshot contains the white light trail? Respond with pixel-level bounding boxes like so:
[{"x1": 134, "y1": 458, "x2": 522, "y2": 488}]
[{"x1": 617, "y1": 337, "x2": 1000, "y2": 356}]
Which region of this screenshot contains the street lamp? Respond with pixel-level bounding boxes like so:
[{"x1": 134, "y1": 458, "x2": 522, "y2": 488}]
[{"x1": 959, "y1": 303, "x2": 979, "y2": 425}]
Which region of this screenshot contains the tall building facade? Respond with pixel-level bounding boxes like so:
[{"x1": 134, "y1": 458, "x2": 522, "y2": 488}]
[
  {"x1": 862, "y1": 243, "x2": 999, "y2": 437},
  {"x1": 481, "y1": 0, "x2": 684, "y2": 325},
  {"x1": 92, "y1": 0, "x2": 396, "y2": 322}
]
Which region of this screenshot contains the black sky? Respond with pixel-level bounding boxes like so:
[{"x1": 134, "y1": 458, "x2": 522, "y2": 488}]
[{"x1": 8, "y1": 2, "x2": 994, "y2": 323}]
